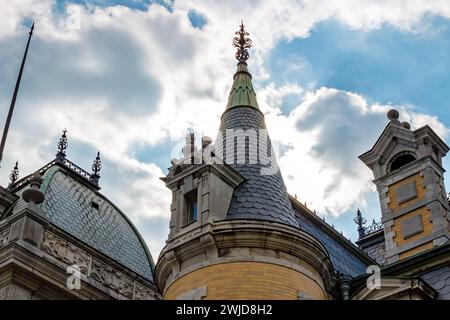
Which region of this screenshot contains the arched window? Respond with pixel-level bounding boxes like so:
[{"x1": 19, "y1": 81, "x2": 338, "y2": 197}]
[{"x1": 390, "y1": 153, "x2": 416, "y2": 172}]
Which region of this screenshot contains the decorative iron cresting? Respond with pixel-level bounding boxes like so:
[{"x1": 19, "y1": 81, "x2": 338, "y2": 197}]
[
  {"x1": 354, "y1": 209, "x2": 383, "y2": 239},
  {"x1": 9, "y1": 158, "x2": 99, "y2": 191},
  {"x1": 365, "y1": 219, "x2": 383, "y2": 235}
]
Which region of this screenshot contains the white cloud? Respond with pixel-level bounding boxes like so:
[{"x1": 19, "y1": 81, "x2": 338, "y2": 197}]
[{"x1": 263, "y1": 86, "x2": 448, "y2": 216}]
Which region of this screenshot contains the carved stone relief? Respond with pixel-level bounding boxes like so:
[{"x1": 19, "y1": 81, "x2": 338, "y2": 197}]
[
  {"x1": 133, "y1": 282, "x2": 157, "y2": 300},
  {"x1": 41, "y1": 231, "x2": 90, "y2": 274},
  {"x1": 90, "y1": 259, "x2": 133, "y2": 299}
]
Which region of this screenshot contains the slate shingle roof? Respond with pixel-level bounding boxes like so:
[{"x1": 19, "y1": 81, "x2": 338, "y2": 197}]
[
  {"x1": 420, "y1": 265, "x2": 450, "y2": 299},
  {"x1": 214, "y1": 61, "x2": 374, "y2": 276},
  {"x1": 15, "y1": 165, "x2": 154, "y2": 281},
  {"x1": 294, "y1": 206, "x2": 370, "y2": 277},
  {"x1": 216, "y1": 106, "x2": 299, "y2": 228}
]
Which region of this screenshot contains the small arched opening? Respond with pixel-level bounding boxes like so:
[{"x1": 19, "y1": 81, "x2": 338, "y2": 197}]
[{"x1": 389, "y1": 153, "x2": 416, "y2": 172}]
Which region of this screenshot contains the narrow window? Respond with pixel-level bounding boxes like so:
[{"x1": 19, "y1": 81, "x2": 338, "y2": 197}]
[{"x1": 185, "y1": 191, "x2": 198, "y2": 225}]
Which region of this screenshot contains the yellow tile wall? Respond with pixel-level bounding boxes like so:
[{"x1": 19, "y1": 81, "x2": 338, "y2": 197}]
[
  {"x1": 387, "y1": 173, "x2": 425, "y2": 213},
  {"x1": 392, "y1": 207, "x2": 432, "y2": 247},
  {"x1": 399, "y1": 242, "x2": 433, "y2": 260},
  {"x1": 164, "y1": 262, "x2": 326, "y2": 300}
]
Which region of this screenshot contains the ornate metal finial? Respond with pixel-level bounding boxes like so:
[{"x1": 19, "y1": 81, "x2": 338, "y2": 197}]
[
  {"x1": 354, "y1": 208, "x2": 367, "y2": 239},
  {"x1": 56, "y1": 129, "x2": 68, "y2": 161},
  {"x1": 9, "y1": 160, "x2": 19, "y2": 184},
  {"x1": 93, "y1": 151, "x2": 102, "y2": 175},
  {"x1": 89, "y1": 151, "x2": 102, "y2": 185},
  {"x1": 233, "y1": 20, "x2": 252, "y2": 62}
]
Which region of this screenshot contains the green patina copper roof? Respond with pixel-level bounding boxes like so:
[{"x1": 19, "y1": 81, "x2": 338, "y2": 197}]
[{"x1": 226, "y1": 62, "x2": 259, "y2": 110}]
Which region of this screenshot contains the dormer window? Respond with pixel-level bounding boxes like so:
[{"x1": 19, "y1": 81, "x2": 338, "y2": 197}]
[{"x1": 185, "y1": 190, "x2": 198, "y2": 225}]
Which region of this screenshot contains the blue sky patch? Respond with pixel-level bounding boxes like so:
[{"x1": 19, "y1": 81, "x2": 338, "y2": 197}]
[
  {"x1": 187, "y1": 9, "x2": 207, "y2": 29},
  {"x1": 266, "y1": 17, "x2": 450, "y2": 126}
]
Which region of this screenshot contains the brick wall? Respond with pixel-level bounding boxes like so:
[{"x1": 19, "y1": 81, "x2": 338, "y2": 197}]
[{"x1": 164, "y1": 262, "x2": 326, "y2": 300}]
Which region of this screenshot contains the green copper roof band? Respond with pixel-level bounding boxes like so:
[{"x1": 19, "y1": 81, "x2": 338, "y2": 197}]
[{"x1": 226, "y1": 62, "x2": 260, "y2": 110}]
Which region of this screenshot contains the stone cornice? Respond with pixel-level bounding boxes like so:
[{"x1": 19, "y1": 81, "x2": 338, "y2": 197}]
[{"x1": 164, "y1": 162, "x2": 245, "y2": 190}]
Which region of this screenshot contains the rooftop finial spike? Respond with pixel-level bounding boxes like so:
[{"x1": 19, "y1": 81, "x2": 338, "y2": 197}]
[
  {"x1": 56, "y1": 129, "x2": 68, "y2": 161},
  {"x1": 233, "y1": 20, "x2": 252, "y2": 63},
  {"x1": 92, "y1": 151, "x2": 102, "y2": 175},
  {"x1": 9, "y1": 160, "x2": 19, "y2": 185},
  {"x1": 354, "y1": 208, "x2": 367, "y2": 239},
  {"x1": 90, "y1": 151, "x2": 102, "y2": 185}
]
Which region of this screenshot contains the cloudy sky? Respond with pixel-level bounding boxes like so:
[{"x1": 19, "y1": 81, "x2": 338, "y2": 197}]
[{"x1": 1, "y1": 0, "x2": 450, "y2": 258}]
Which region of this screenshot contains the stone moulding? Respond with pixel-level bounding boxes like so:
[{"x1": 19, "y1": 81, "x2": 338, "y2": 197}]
[
  {"x1": 156, "y1": 219, "x2": 337, "y2": 297},
  {"x1": 0, "y1": 228, "x2": 9, "y2": 248},
  {"x1": 0, "y1": 204, "x2": 158, "y2": 300},
  {"x1": 39, "y1": 228, "x2": 158, "y2": 300},
  {"x1": 41, "y1": 230, "x2": 90, "y2": 275}
]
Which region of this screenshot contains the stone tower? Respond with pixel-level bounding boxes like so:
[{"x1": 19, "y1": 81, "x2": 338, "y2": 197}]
[
  {"x1": 155, "y1": 22, "x2": 337, "y2": 300},
  {"x1": 359, "y1": 109, "x2": 450, "y2": 264}
]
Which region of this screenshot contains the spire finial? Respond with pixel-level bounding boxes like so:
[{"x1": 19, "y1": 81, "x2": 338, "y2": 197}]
[
  {"x1": 56, "y1": 129, "x2": 68, "y2": 161},
  {"x1": 354, "y1": 208, "x2": 367, "y2": 239},
  {"x1": 90, "y1": 151, "x2": 102, "y2": 185},
  {"x1": 233, "y1": 20, "x2": 252, "y2": 62},
  {"x1": 9, "y1": 160, "x2": 19, "y2": 185}
]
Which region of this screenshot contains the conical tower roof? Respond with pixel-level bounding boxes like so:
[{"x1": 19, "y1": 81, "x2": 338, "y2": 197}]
[{"x1": 215, "y1": 22, "x2": 298, "y2": 228}]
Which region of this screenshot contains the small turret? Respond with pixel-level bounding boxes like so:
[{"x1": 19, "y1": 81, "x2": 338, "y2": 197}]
[{"x1": 360, "y1": 109, "x2": 450, "y2": 263}]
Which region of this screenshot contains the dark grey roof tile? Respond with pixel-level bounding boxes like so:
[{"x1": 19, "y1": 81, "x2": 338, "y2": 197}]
[{"x1": 33, "y1": 168, "x2": 155, "y2": 281}]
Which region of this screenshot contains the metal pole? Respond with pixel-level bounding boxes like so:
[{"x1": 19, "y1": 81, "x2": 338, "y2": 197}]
[{"x1": 0, "y1": 22, "x2": 34, "y2": 167}]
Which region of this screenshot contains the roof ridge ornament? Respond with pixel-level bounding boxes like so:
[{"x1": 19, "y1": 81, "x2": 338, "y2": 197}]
[
  {"x1": 354, "y1": 208, "x2": 367, "y2": 239},
  {"x1": 387, "y1": 108, "x2": 411, "y2": 129},
  {"x1": 233, "y1": 20, "x2": 252, "y2": 63},
  {"x1": 56, "y1": 129, "x2": 68, "y2": 161},
  {"x1": 22, "y1": 171, "x2": 45, "y2": 204},
  {"x1": 9, "y1": 160, "x2": 19, "y2": 185},
  {"x1": 90, "y1": 151, "x2": 102, "y2": 185}
]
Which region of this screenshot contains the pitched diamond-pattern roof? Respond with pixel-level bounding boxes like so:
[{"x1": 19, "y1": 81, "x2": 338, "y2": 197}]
[
  {"x1": 217, "y1": 106, "x2": 299, "y2": 228},
  {"x1": 37, "y1": 166, "x2": 154, "y2": 281}
]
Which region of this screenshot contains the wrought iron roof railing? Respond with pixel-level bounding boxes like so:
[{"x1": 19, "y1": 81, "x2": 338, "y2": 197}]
[
  {"x1": 363, "y1": 219, "x2": 383, "y2": 236},
  {"x1": 8, "y1": 157, "x2": 98, "y2": 192}
]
